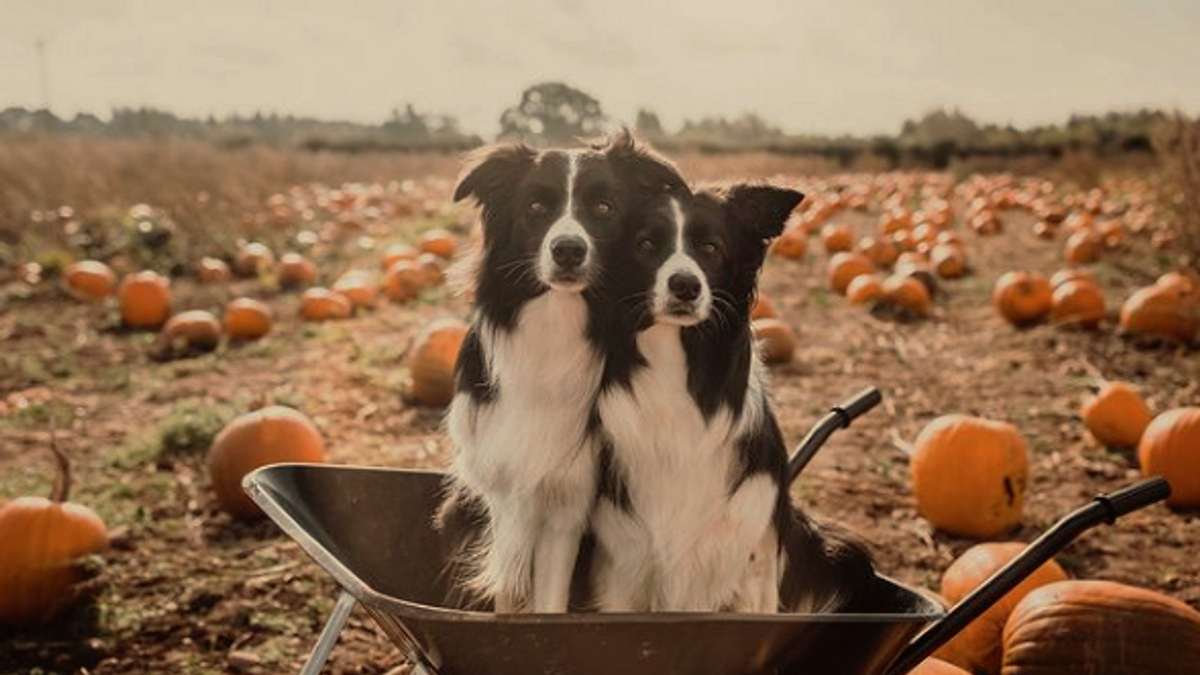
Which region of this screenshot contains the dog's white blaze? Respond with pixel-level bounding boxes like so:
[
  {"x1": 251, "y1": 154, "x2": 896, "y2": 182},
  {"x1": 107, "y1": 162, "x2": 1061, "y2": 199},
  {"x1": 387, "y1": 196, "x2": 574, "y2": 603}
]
[
  {"x1": 592, "y1": 322, "x2": 779, "y2": 612},
  {"x1": 652, "y1": 197, "x2": 711, "y2": 324},
  {"x1": 447, "y1": 289, "x2": 601, "y2": 611},
  {"x1": 537, "y1": 152, "x2": 592, "y2": 290}
]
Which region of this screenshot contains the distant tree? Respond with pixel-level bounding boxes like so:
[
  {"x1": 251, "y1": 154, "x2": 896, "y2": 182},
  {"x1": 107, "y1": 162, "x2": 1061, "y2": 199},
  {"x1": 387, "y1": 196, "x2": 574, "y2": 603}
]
[
  {"x1": 635, "y1": 108, "x2": 665, "y2": 138},
  {"x1": 498, "y1": 82, "x2": 607, "y2": 146}
]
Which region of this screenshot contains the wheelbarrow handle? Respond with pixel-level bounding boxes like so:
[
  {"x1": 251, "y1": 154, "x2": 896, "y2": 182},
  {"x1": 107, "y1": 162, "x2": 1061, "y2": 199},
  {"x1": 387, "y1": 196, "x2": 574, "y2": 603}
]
[
  {"x1": 883, "y1": 476, "x2": 1172, "y2": 675},
  {"x1": 787, "y1": 387, "x2": 882, "y2": 485}
]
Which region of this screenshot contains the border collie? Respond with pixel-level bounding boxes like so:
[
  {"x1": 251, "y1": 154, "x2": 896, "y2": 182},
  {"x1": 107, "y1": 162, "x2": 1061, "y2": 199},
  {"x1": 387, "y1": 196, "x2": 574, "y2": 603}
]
[
  {"x1": 590, "y1": 185, "x2": 875, "y2": 613},
  {"x1": 443, "y1": 131, "x2": 686, "y2": 613}
]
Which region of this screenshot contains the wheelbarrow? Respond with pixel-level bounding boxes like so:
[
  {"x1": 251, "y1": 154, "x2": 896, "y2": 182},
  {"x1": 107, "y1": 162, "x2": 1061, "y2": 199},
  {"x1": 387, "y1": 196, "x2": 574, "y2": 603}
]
[{"x1": 242, "y1": 387, "x2": 1172, "y2": 675}]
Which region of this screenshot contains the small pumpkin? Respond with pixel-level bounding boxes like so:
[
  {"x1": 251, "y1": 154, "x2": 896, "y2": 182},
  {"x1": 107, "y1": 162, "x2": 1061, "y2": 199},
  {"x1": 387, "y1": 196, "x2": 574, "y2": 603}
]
[
  {"x1": 882, "y1": 274, "x2": 932, "y2": 317},
  {"x1": 384, "y1": 261, "x2": 425, "y2": 303},
  {"x1": 1050, "y1": 279, "x2": 1105, "y2": 329},
  {"x1": 1156, "y1": 270, "x2": 1199, "y2": 296},
  {"x1": 846, "y1": 273, "x2": 884, "y2": 306},
  {"x1": 277, "y1": 252, "x2": 318, "y2": 289},
  {"x1": 772, "y1": 227, "x2": 808, "y2": 260},
  {"x1": 858, "y1": 236, "x2": 900, "y2": 269},
  {"x1": 1119, "y1": 284, "x2": 1200, "y2": 344},
  {"x1": 993, "y1": 272, "x2": 1052, "y2": 326},
  {"x1": 0, "y1": 443, "x2": 108, "y2": 625},
  {"x1": 332, "y1": 270, "x2": 378, "y2": 309},
  {"x1": 407, "y1": 319, "x2": 468, "y2": 407},
  {"x1": 1063, "y1": 231, "x2": 1100, "y2": 265},
  {"x1": 821, "y1": 224, "x2": 855, "y2": 254},
  {"x1": 1049, "y1": 268, "x2": 1095, "y2": 291},
  {"x1": 223, "y1": 298, "x2": 272, "y2": 340},
  {"x1": 1138, "y1": 407, "x2": 1200, "y2": 508},
  {"x1": 1030, "y1": 221, "x2": 1056, "y2": 240},
  {"x1": 418, "y1": 229, "x2": 457, "y2": 259},
  {"x1": 234, "y1": 242, "x2": 275, "y2": 277},
  {"x1": 752, "y1": 318, "x2": 796, "y2": 365},
  {"x1": 299, "y1": 288, "x2": 353, "y2": 322},
  {"x1": 1001, "y1": 580, "x2": 1200, "y2": 675},
  {"x1": 827, "y1": 252, "x2": 876, "y2": 295},
  {"x1": 207, "y1": 406, "x2": 327, "y2": 518},
  {"x1": 118, "y1": 270, "x2": 172, "y2": 329},
  {"x1": 933, "y1": 542, "x2": 1068, "y2": 675},
  {"x1": 62, "y1": 260, "x2": 116, "y2": 301},
  {"x1": 155, "y1": 310, "x2": 222, "y2": 358},
  {"x1": 196, "y1": 256, "x2": 231, "y2": 283},
  {"x1": 751, "y1": 294, "x2": 778, "y2": 320},
  {"x1": 910, "y1": 415, "x2": 1029, "y2": 538},
  {"x1": 1081, "y1": 382, "x2": 1153, "y2": 449},
  {"x1": 380, "y1": 243, "x2": 420, "y2": 270},
  {"x1": 416, "y1": 253, "x2": 446, "y2": 288},
  {"x1": 931, "y1": 245, "x2": 967, "y2": 280}
]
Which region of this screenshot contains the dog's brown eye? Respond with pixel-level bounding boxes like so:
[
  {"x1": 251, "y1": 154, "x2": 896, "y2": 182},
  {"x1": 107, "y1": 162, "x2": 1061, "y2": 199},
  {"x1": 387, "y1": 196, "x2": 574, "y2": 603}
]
[
  {"x1": 637, "y1": 238, "x2": 655, "y2": 253},
  {"x1": 528, "y1": 201, "x2": 546, "y2": 215},
  {"x1": 593, "y1": 202, "x2": 612, "y2": 217},
  {"x1": 700, "y1": 242, "x2": 721, "y2": 257}
]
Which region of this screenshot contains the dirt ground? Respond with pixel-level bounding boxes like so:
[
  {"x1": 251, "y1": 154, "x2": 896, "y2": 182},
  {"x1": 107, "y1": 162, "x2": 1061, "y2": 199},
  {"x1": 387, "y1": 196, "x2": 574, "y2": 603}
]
[{"x1": 1, "y1": 168, "x2": 1197, "y2": 675}]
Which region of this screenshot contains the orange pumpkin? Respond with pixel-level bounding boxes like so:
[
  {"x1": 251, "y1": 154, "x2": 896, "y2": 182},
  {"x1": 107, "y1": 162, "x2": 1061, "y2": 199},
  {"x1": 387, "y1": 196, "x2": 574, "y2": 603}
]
[
  {"x1": 381, "y1": 243, "x2": 420, "y2": 270},
  {"x1": 0, "y1": 444, "x2": 108, "y2": 625},
  {"x1": 416, "y1": 253, "x2": 446, "y2": 288},
  {"x1": 299, "y1": 288, "x2": 353, "y2": 321},
  {"x1": 384, "y1": 261, "x2": 425, "y2": 303},
  {"x1": 1156, "y1": 270, "x2": 1200, "y2": 296},
  {"x1": 156, "y1": 310, "x2": 222, "y2": 358},
  {"x1": 277, "y1": 252, "x2": 318, "y2": 289},
  {"x1": 118, "y1": 271, "x2": 172, "y2": 329},
  {"x1": 332, "y1": 270, "x2": 378, "y2": 309},
  {"x1": 1138, "y1": 407, "x2": 1200, "y2": 508},
  {"x1": 1119, "y1": 285, "x2": 1200, "y2": 344},
  {"x1": 909, "y1": 658, "x2": 971, "y2": 675},
  {"x1": 1030, "y1": 220, "x2": 1056, "y2": 240},
  {"x1": 821, "y1": 223, "x2": 855, "y2": 254},
  {"x1": 223, "y1": 298, "x2": 272, "y2": 340},
  {"x1": 858, "y1": 236, "x2": 900, "y2": 268},
  {"x1": 207, "y1": 406, "x2": 327, "y2": 518},
  {"x1": 196, "y1": 256, "x2": 231, "y2": 283},
  {"x1": 931, "y1": 245, "x2": 967, "y2": 280},
  {"x1": 846, "y1": 273, "x2": 884, "y2": 306},
  {"x1": 1002, "y1": 580, "x2": 1200, "y2": 675},
  {"x1": 751, "y1": 294, "x2": 778, "y2": 320},
  {"x1": 933, "y1": 542, "x2": 1068, "y2": 675},
  {"x1": 1098, "y1": 218, "x2": 1126, "y2": 248},
  {"x1": 1081, "y1": 381, "x2": 1152, "y2": 449},
  {"x1": 1049, "y1": 268, "x2": 1095, "y2": 291},
  {"x1": 406, "y1": 319, "x2": 468, "y2": 407},
  {"x1": 1063, "y1": 231, "x2": 1100, "y2": 265},
  {"x1": 772, "y1": 228, "x2": 808, "y2": 260},
  {"x1": 418, "y1": 229, "x2": 457, "y2": 259},
  {"x1": 993, "y1": 272, "x2": 1052, "y2": 326},
  {"x1": 827, "y1": 252, "x2": 876, "y2": 295},
  {"x1": 234, "y1": 242, "x2": 275, "y2": 277},
  {"x1": 910, "y1": 415, "x2": 1029, "y2": 538},
  {"x1": 1049, "y1": 279, "x2": 1105, "y2": 329},
  {"x1": 62, "y1": 260, "x2": 116, "y2": 301},
  {"x1": 882, "y1": 274, "x2": 932, "y2": 317},
  {"x1": 752, "y1": 318, "x2": 796, "y2": 365}
]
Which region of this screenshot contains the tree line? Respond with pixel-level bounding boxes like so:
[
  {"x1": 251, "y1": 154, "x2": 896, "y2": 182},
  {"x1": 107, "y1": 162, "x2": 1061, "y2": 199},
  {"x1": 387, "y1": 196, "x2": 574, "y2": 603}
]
[{"x1": 0, "y1": 81, "x2": 1173, "y2": 168}]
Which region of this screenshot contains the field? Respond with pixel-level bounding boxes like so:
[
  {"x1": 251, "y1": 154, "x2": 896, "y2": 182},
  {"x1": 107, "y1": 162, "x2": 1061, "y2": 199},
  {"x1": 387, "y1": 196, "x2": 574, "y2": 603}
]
[{"x1": 1, "y1": 140, "x2": 1198, "y2": 675}]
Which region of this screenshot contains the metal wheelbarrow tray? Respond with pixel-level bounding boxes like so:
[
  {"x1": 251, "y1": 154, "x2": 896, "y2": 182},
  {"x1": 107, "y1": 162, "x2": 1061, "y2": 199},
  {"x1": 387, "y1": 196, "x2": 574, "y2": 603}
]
[{"x1": 243, "y1": 389, "x2": 1171, "y2": 675}]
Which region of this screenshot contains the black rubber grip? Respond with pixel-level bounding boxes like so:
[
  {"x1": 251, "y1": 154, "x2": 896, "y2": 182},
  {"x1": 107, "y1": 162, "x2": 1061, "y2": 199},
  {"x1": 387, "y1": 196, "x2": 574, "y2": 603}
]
[
  {"x1": 1095, "y1": 477, "x2": 1171, "y2": 523},
  {"x1": 832, "y1": 387, "x2": 882, "y2": 427}
]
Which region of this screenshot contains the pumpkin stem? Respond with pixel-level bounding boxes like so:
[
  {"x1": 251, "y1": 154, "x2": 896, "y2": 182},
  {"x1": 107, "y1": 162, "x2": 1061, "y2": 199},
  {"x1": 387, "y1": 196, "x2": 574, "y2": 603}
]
[{"x1": 49, "y1": 429, "x2": 72, "y2": 503}]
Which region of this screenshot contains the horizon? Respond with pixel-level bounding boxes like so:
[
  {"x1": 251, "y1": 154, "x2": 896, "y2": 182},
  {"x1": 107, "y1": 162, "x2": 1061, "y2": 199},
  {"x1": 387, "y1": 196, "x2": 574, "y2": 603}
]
[{"x1": 3, "y1": 0, "x2": 1199, "y2": 138}]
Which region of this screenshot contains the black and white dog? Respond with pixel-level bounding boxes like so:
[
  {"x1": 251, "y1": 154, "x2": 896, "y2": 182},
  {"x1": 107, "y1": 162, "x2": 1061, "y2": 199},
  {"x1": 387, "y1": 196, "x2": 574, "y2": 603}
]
[
  {"x1": 589, "y1": 185, "x2": 875, "y2": 613},
  {"x1": 443, "y1": 131, "x2": 686, "y2": 613}
]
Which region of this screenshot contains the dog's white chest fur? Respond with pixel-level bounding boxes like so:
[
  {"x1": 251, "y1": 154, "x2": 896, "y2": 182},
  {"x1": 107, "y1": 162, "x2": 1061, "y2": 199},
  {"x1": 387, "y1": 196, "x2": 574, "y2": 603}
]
[
  {"x1": 447, "y1": 290, "x2": 602, "y2": 611},
  {"x1": 593, "y1": 324, "x2": 779, "y2": 612}
]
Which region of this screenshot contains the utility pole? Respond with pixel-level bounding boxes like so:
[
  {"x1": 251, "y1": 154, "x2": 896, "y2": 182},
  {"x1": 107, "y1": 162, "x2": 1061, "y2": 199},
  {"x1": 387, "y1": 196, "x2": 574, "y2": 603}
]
[{"x1": 36, "y1": 38, "x2": 51, "y2": 110}]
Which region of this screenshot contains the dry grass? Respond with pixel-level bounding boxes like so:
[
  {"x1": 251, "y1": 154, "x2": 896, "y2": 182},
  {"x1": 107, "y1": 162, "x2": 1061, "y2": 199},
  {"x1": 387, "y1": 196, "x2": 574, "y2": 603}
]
[
  {"x1": 0, "y1": 137, "x2": 462, "y2": 250},
  {"x1": 1153, "y1": 114, "x2": 1200, "y2": 269}
]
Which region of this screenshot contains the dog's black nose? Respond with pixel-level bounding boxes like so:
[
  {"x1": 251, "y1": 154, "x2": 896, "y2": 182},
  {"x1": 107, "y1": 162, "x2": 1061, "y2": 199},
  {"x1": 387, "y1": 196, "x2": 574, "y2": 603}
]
[
  {"x1": 550, "y1": 236, "x2": 588, "y2": 270},
  {"x1": 668, "y1": 273, "x2": 702, "y2": 302}
]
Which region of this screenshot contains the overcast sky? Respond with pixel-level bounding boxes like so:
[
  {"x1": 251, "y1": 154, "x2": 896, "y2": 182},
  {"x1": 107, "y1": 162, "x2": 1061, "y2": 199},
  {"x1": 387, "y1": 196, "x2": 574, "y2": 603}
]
[{"x1": 3, "y1": 0, "x2": 1199, "y2": 137}]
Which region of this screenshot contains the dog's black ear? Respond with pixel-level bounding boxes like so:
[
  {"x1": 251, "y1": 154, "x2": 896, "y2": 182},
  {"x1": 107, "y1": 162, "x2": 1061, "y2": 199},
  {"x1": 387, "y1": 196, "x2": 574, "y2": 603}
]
[
  {"x1": 602, "y1": 128, "x2": 688, "y2": 197},
  {"x1": 453, "y1": 143, "x2": 537, "y2": 205},
  {"x1": 724, "y1": 184, "x2": 805, "y2": 239}
]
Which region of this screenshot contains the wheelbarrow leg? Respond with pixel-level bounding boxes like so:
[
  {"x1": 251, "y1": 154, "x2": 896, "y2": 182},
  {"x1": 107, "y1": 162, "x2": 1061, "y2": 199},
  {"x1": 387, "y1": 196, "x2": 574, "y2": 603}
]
[{"x1": 300, "y1": 590, "x2": 357, "y2": 675}]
